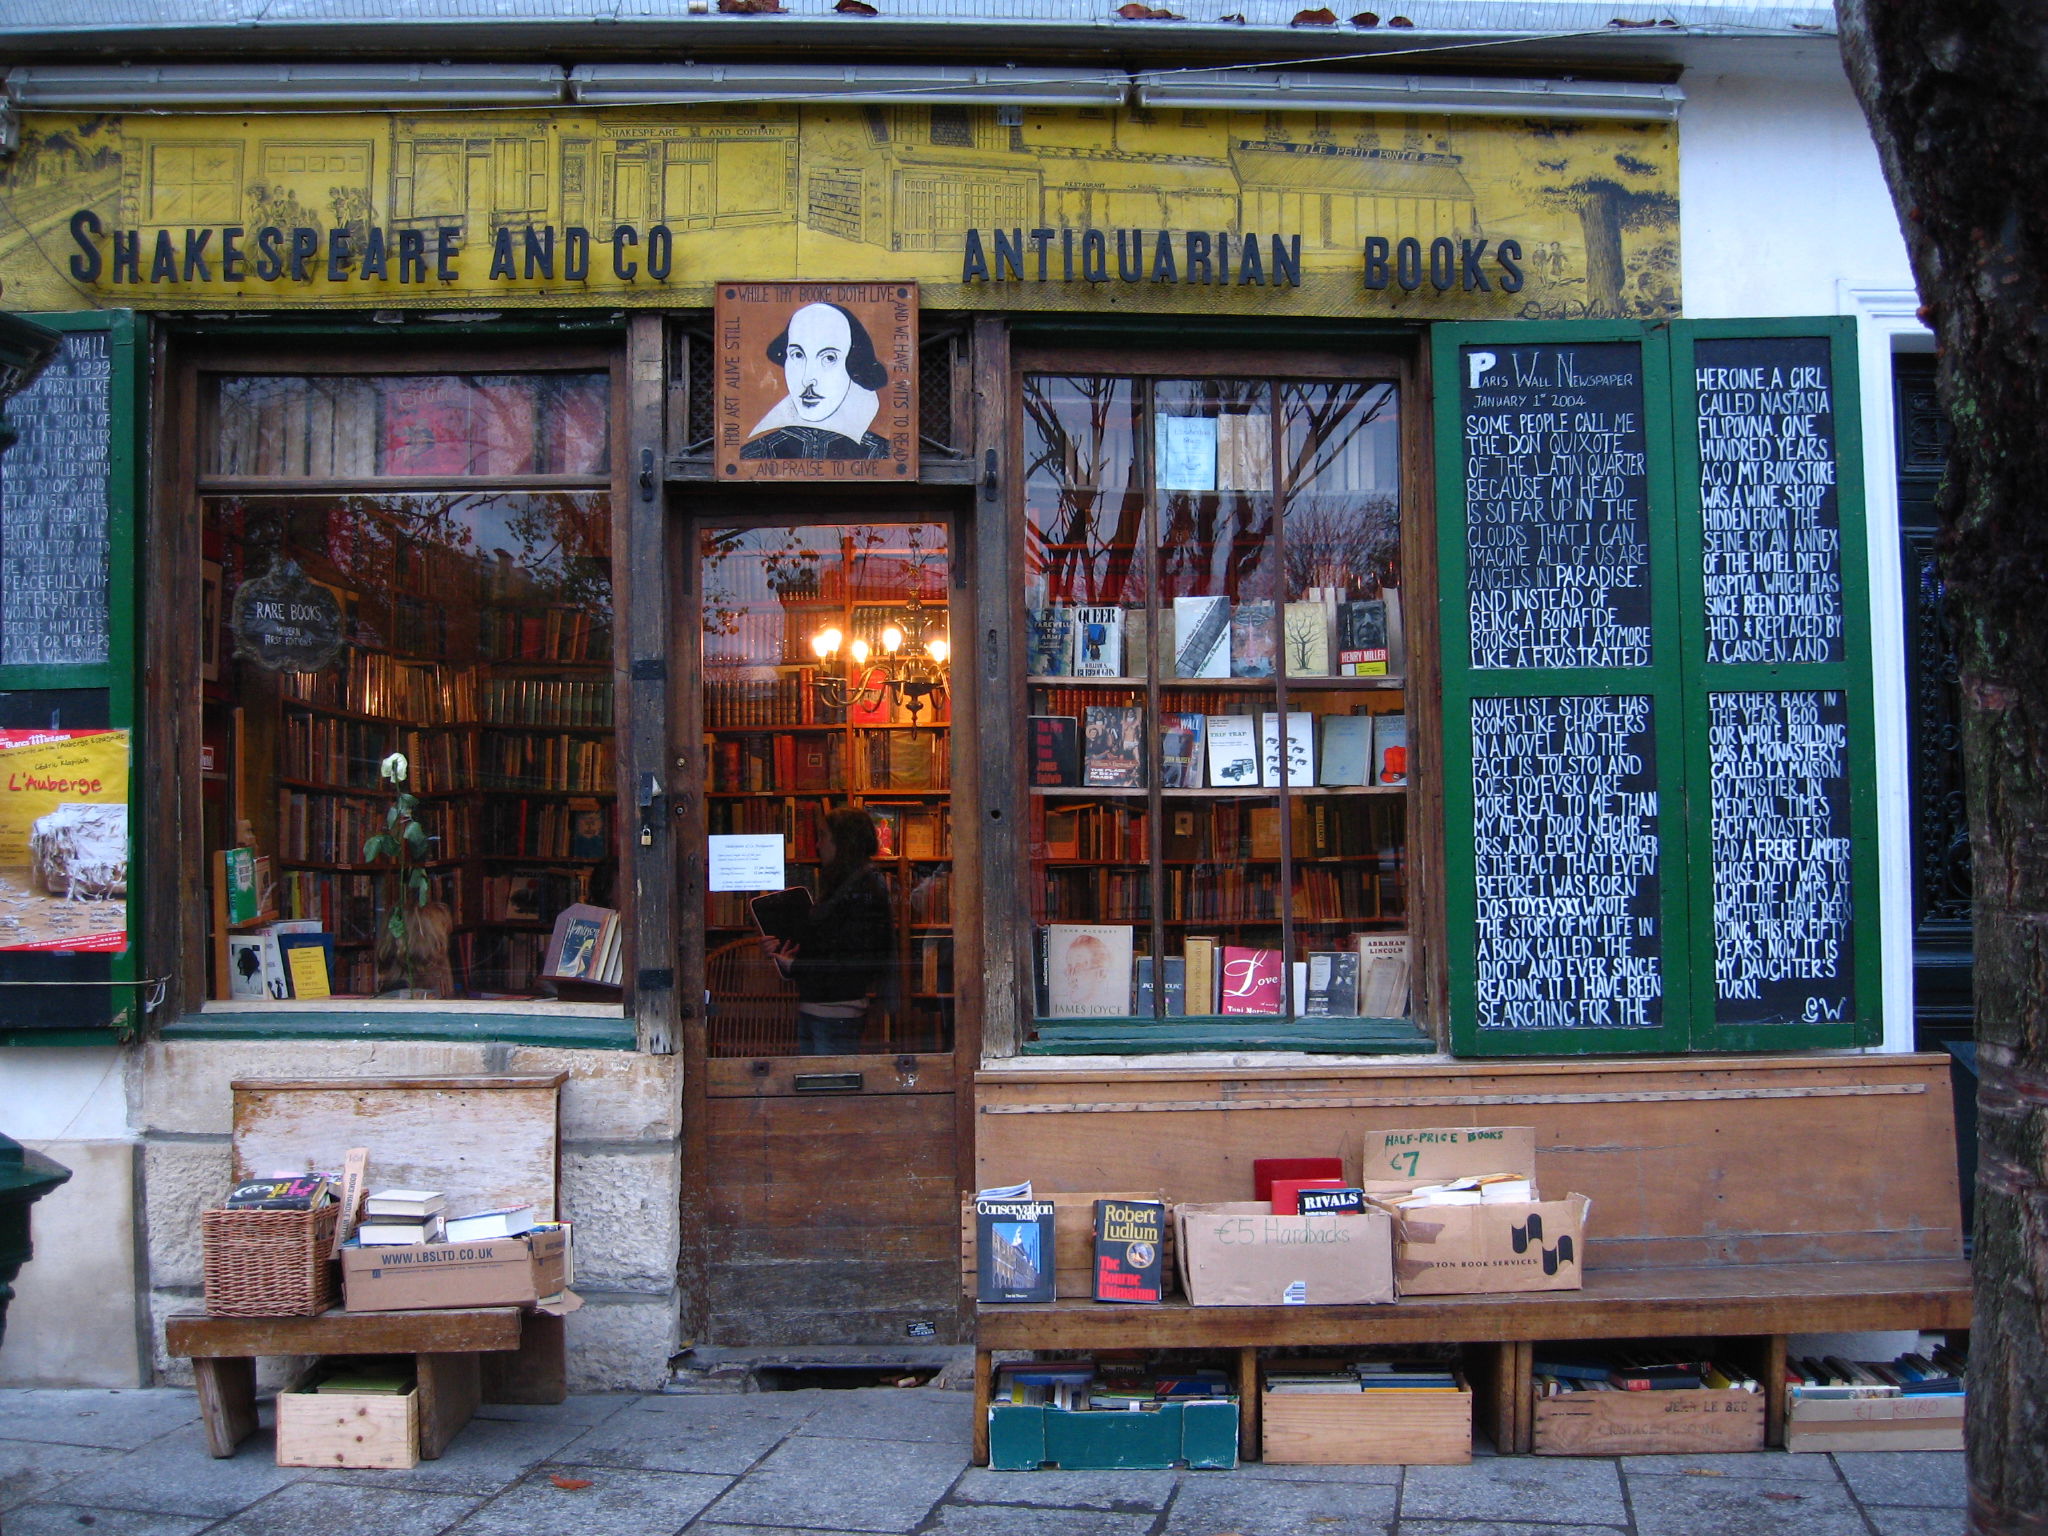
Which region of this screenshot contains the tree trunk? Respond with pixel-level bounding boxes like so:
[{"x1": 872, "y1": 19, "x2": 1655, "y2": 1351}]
[
  {"x1": 1836, "y1": 5, "x2": 2048, "y2": 1530},
  {"x1": 1575, "y1": 186, "x2": 1626, "y2": 316}
]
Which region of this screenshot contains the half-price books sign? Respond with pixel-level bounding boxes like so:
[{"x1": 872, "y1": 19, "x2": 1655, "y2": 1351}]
[{"x1": 0, "y1": 728, "x2": 130, "y2": 951}]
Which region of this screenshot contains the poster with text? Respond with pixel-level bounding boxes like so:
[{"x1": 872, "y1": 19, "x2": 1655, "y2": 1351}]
[{"x1": 0, "y1": 729, "x2": 130, "y2": 951}]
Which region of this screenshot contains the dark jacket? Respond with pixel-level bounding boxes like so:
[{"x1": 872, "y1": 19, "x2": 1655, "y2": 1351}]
[{"x1": 789, "y1": 863, "x2": 894, "y2": 1005}]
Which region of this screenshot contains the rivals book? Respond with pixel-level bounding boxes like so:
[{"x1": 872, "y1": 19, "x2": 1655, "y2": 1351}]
[
  {"x1": 976, "y1": 1199, "x2": 1058, "y2": 1303},
  {"x1": 1093, "y1": 1197, "x2": 1166, "y2": 1303}
]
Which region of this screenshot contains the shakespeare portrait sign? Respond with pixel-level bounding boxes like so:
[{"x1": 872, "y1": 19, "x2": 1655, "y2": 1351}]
[{"x1": 716, "y1": 282, "x2": 917, "y2": 483}]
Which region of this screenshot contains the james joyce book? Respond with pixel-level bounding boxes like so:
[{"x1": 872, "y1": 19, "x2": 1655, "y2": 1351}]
[{"x1": 1043, "y1": 923, "x2": 1136, "y2": 1016}]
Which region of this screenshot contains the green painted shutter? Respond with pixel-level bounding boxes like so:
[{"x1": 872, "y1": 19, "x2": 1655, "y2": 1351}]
[
  {"x1": 0, "y1": 310, "x2": 144, "y2": 1043},
  {"x1": 1434, "y1": 317, "x2": 1879, "y2": 1056}
]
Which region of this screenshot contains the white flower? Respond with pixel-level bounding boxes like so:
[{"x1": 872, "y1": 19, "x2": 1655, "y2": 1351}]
[{"x1": 379, "y1": 752, "x2": 410, "y2": 784}]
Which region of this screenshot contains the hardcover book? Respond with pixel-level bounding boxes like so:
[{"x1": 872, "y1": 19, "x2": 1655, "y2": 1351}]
[
  {"x1": 748, "y1": 887, "x2": 814, "y2": 944},
  {"x1": 1373, "y1": 713, "x2": 1409, "y2": 786},
  {"x1": 1083, "y1": 705, "x2": 1145, "y2": 788},
  {"x1": 1282, "y1": 601, "x2": 1331, "y2": 676},
  {"x1": 1158, "y1": 712, "x2": 1205, "y2": 789},
  {"x1": 1093, "y1": 1198, "x2": 1167, "y2": 1304},
  {"x1": 277, "y1": 932, "x2": 335, "y2": 1000},
  {"x1": 1204, "y1": 715, "x2": 1259, "y2": 787},
  {"x1": 1303, "y1": 950, "x2": 1362, "y2": 1017},
  {"x1": 1026, "y1": 607, "x2": 1074, "y2": 676},
  {"x1": 224, "y1": 1175, "x2": 332, "y2": 1211},
  {"x1": 1073, "y1": 605, "x2": 1126, "y2": 677},
  {"x1": 1318, "y1": 714, "x2": 1374, "y2": 787},
  {"x1": 1260, "y1": 711, "x2": 1315, "y2": 789},
  {"x1": 977, "y1": 1199, "x2": 1058, "y2": 1303},
  {"x1": 226, "y1": 935, "x2": 270, "y2": 1000},
  {"x1": 1298, "y1": 1187, "x2": 1368, "y2": 1215},
  {"x1": 1337, "y1": 598, "x2": 1390, "y2": 676},
  {"x1": 1173, "y1": 595, "x2": 1230, "y2": 678},
  {"x1": 1218, "y1": 944, "x2": 1285, "y2": 1015},
  {"x1": 1043, "y1": 923, "x2": 1136, "y2": 1016},
  {"x1": 1230, "y1": 600, "x2": 1277, "y2": 678},
  {"x1": 1028, "y1": 716, "x2": 1081, "y2": 787},
  {"x1": 1183, "y1": 936, "x2": 1218, "y2": 1016},
  {"x1": 223, "y1": 847, "x2": 259, "y2": 925},
  {"x1": 1156, "y1": 414, "x2": 1219, "y2": 491},
  {"x1": 544, "y1": 902, "x2": 615, "y2": 980},
  {"x1": 1132, "y1": 955, "x2": 1188, "y2": 1017}
]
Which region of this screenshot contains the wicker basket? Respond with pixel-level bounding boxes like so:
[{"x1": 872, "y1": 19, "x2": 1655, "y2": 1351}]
[{"x1": 201, "y1": 1204, "x2": 341, "y2": 1317}]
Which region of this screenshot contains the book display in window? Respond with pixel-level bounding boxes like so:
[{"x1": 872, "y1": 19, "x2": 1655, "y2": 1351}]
[
  {"x1": 1022, "y1": 372, "x2": 1411, "y2": 1033},
  {"x1": 200, "y1": 370, "x2": 619, "y2": 1001}
]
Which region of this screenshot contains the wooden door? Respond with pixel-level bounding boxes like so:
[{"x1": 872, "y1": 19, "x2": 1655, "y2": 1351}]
[{"x1": 682, "y1": 512, "x2": 969, "y2": 1346}]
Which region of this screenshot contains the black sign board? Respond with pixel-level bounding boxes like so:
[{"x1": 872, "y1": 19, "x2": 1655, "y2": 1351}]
[
  {"x1": 231, "y1": 561, "x2": 345, "y2": 673},
  {"x1": 1460, "y1": 342, "x2": 1654, "y2": 671},
  {"x1": 1709, "y1": 689, "x2": 1855, "y2": 1027},
  {"x1": 1469, "y1": 693, "x2": 1663, "y2": 1033},
  {"x1": 1695, "y1": 336, "x2": 1844, "y2": 664},
  {"x1": 0, "y1": 330, "x2": 112, "y2": 666}
]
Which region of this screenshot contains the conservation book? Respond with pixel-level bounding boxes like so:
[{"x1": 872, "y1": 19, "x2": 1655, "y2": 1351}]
[
  {"x1": 1072, "y1": 605, "x2": 1126, "y2": 677},
  {"x1": 1230, "y1": 600, "x2": 1277, "y2": 678},
  {"x1": 1083, "y1": 705, "x2": 1145, "y2": 788},
  {"x1": 1282, "y1": 601, "x2": 1331, "y2": 676},
  {"x1": 976, "y1": 1198, "x2": 1058, "y2": 1303},
  {"x1": 1158, "y1": 712, "x2": 1205, "y2": 788},
  {"x1": 1043, "y1": 923, "x2": 1136, "y2": 1016},
  {"x1": 1218, "y1": 945, "x2": 1285, "y2": 1015},
  {"x1": 1028, "y1": 715, "x2": 1082, "y2": 787},
  {"x1": 1260, "y1": 711, "x2": 1315, "y2": 788},
  {"x1": 1337, "y1": 598, "x2": 1390, "y2": 676},
  {"x1": 1204, "y1": 714, "x2": 1259, "y2": 787},
  {"x1": 1373, "y1": 713, "x2": 1409, "y2": 786},
  {"x1": 1093, "y1": 1198, "x2": 1167, "y2": 1303},
  {"x1": 1318, "y1": 714, "x2": 1374, "y2": 787},
  {"x1": 1026, "y1": 607, "x2": 1074, "y2": 676},
  {"x1": 1173, "y1": 595, "x2": 1230, "y2": 678}
]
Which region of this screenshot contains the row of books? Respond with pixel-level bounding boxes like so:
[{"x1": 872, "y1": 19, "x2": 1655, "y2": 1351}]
[
  {"x1": 280, "y1": 713, "x2": 393, "y2": 789},
  {"x1": 1267, "y1": 1363, "x2": 1463, "y2": 1394},
  {"x1": 480, "y1": 868, "x2": 597, "y2": 925},
  {"x1": 224, "y1": 920, "x2": 342, "y2": 1001},
  {"x1": 1031, "y1": 709, "x2": 1406, "y2": 790},
  {"x1": 701, "y1": 669, "x2": 946, "y2": 729},
  {"x1": 481, "y1": 797, "x2": 613, "y2": 860},
  {"x1": 283, "y1": 650, "x2": 476, "y2": 722},
  {"x1": 1036, "y1": 795, "x2": 1407, "y2": 865},
  {"x1": 476, "y1": 677, "x2": 614, "y2": 727},
  {"x1": 1026, "y1": 593, "x2": 1401, "y2": 681},
  {"x1": 478, "y1": 607, "x2": 612, "y2": 665},
  {"x1": 1788, "y1": 1346, "x2": 1965, "y2": 1398},
  {"x1": 709, "y1": 733, "x2": 842, "y2": 794},
  {"x1": 705, "y1": 864, "x2": 953, "y2": 929},
  {"x1": 1035, "y1": 925, "x2": 1411, "y2": 1017},
  {"x1": 277, "y1": 868, "x2": 382, "y2": 946},
  {"x1": 1531, "y1": 1353, "x2": 1761, "y2": 1397},
  {"x1": 478, "y1": 732, "x2": 615, "y2": 792}
]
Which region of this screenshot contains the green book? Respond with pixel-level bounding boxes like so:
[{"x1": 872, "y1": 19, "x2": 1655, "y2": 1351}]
[{"x1": 223, "y1": 847, "x2": 258, "y2": 925}]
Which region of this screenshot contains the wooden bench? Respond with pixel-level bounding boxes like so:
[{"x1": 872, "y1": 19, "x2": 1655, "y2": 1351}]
[
  {"x1": 968, "y1": 1053, "x2": 1974, "y2": 1465},
  {"x1": 165, "y1": 1306, "x2": 569, "y2": 1458}
]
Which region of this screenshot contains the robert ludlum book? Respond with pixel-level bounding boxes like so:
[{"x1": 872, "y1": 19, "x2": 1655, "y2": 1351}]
[
  {"x1": 1072, "y1": 606, "x2": 1125, "y2": 677},
  {"x1": 1093, "y1": 1198, "x2": 1166, "y2": 1303},
  {"x1": 976, "y1": 1198, "x2": 1057, "y2": 1303}
]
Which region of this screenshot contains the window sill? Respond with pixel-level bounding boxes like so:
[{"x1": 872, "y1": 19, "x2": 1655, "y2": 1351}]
[
  {"x1": 168, "y1": 999, "x2": 635, "y2": 1050},
  {"x1": 1020, "y1": 1016, "x2": 1434, "y2": 1057}
]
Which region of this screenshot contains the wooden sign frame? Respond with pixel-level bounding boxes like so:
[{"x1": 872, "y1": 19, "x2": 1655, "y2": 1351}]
[{"x1": 714, "y1": 282, "x2": 917, "y2": 484}]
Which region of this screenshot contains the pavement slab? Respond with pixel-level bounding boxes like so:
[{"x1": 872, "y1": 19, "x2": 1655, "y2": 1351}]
[
  {"x1": 1621, "y1": 1450, "x2": 1840, "y2": 1481},
  {"x1": 1227, "y1": 1462, "x2": 1405, "y2": 1486},
  {"x1": 1399, "y1": 1458, "x2": 1628, "y2": 1527},
  {"x1": 699, "y1": 1432, "x2": 966, "y2": 1533},
  {"x1": 1866, "y1": 1508, "x2": 1967, "y2": 1536},
  {"x1": 199, "y1": 1480, "x2": 481, "y2": 1536},
  {"x1": 1398, "y1": 1524, "x2": 1628, "y2": 1536},
  {"x1": 1834, "y1": 1451, "x2": 1970, "y2": 1508},
  {"x1": 41, "y1": 1425, "x2": 301, "y2": 1519},
  {"x1": 556, "y1": 1395, "x2": 820, "y2": 1476},
  {"x1": 921, "y1": 1506, "x2": 1158, "y2": 1536},
  {"x1": 471, "y1": 1394, "x2": 641, "y2": 1427},
  {"x1": 950, "y1": 1466, "x2": 1179, "y2": 1510},
  {"x1": 0, "y1": 1440, "x2": 128, "y2": 1513},
  {"x1": 1165, "y1": 1474, "x2": 1398, "y2": 1535},
  {"x1": 446, "y1": 1466, "x2": 730, "y2": 1536},
  {"x1": 0, "y1": 1390, "x2": 200, "y2": 1451},
  {"x1": 1627, "y1": 1465, "x2": 1874, "y2": 1536},
  {"x1": 0, "y1": 1505, "x2": 213, "y2": 1536},
  {"x1": 792, "y1": 1388, "x2": 974, "y2": 1446},
  {"x1": 298, "y1": 1415, "x2": 593, "y2": 1496}
]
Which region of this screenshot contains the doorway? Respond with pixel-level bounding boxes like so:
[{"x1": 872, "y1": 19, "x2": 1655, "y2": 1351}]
[{"x1": 683, "y1": 515, "x2": 968, "y2": 1346}]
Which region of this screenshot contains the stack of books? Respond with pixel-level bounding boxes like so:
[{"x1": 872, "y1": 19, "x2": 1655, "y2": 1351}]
[
  {"x1": 1529, "y1": 1351, "x2": 1761, "y2": 1397},
  {"x1": 1266, "y1": 1361, "x2": 1461, "y2": 1395},
  {"x1": 356, "y1": 1188, "x2": 447, "y2": 1246},
  {"x1": 1788, "y1": 1346, "x2": 1965, "y2": 1398},
  {"x1": 994, "y1": 1358, "x2": 1236, "y2": 1412}
]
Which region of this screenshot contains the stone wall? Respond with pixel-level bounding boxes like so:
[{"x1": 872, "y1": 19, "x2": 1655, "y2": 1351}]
[{"x1": 133, "y1": 1038, "x2": 682, "y2": 1392}]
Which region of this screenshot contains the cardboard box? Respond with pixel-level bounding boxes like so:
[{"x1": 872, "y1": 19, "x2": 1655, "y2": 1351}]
[
  {"x1": 1785, "y1": 1393, "x2": 1966, "y2": 1453},
  {"x1": 1358, "y1": 1127, "x2": 1588, "y2": 1297},
  {"x1": 342, "y1": 1226, "x2": 570, "y2": 1312},
  {"x1": 988, "y1": 1398, "x2": 1238, "y2": 1470},
  {"x1": 1532, "y1": 1387, "x2": 1764, "y2": 1456},
  {"x1": 1175, "y1": 1203, "x2": 1394, "y2": 1307},
  {"x1": 1263, "y1": 1380, "x2": 1472, "y2": 1465},
  {"x1": 275, "y1": 1381, "x2": 420, "y2": 1468}
]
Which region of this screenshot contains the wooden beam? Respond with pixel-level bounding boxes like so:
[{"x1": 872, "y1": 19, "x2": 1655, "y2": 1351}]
[{"x1": 626, "y1": 312, "x2": 678, "y2": 1055}]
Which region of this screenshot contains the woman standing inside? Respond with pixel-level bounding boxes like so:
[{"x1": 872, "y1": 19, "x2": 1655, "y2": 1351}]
[{"x1": 762, "y1": 806, "x2": 896, "y2": 1055}]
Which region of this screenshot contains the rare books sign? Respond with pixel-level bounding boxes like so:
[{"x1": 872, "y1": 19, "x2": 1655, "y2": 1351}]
[{"x1": 715, "y1": 282, "x2": 917, "y2": 483}]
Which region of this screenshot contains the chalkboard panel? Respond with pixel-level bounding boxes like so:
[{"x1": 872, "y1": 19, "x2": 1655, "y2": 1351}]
[
  {"x1": 1461, "y1": 342, "x2": 1653, "y2": 671},
  {"x1": 0, "y1": 330, "x2": 112, "y2": 666},
  {"x1": 1470, "y1": 694, "x2": 1663, "y2": 1032},
  {"x1": 1695, "y1": 337, "x2": 1844, "y2": 664},
  {"x1": 1710, "y1": 689, "x2": 1855, "y2": 1027}
]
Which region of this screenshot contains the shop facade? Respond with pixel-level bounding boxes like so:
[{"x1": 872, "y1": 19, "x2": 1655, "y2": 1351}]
[{"x1": 0, "y1": 14, "x2": 1961, "y2": 1390}]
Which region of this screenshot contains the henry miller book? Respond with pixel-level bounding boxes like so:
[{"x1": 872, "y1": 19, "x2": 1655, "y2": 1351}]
[
  {"x1": 1093, "y1": 1198, "x2": 1166, "y2": 1303},
  {"x1": 977, "y1": 1199, "x2": 1057, "y2": 1303}
]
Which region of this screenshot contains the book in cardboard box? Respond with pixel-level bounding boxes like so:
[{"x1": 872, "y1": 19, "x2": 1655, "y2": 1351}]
[
  {"x1": 1359, "y1": 1126, "x2": 1589, "y2": 1297},
  {"x1": 1175, "y1": 1202, "x2": 1394, "y2": 1307},
  {"x1": 342, "y1": 1224, "x2": 572, "y2": 1311}
]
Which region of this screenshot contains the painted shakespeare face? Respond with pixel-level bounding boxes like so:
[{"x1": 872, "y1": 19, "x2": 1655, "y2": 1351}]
[{"x1": 782, "y1": 303, "x2": 854, "y2": 424}]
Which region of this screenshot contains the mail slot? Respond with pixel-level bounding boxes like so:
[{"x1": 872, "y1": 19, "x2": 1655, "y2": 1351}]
[{"x1": 794, "y1": 1072, "x2": 864, "y2": 1094}]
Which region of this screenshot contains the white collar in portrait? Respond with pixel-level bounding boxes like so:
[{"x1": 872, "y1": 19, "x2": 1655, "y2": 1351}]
[{"x1": 749, "y1": 382, "x2": 881, "y2": 444}]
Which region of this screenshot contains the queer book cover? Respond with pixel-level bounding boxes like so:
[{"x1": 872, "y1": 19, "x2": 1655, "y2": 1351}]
[
  {"x1": 977, "y1": 1199, "x2": 1057, "y2": 1303},
  {"x1": 1093, "y1": 1198, "x2": 1166, "y2": 1303}
]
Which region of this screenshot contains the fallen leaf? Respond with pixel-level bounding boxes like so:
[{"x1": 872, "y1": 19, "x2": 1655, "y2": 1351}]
[
  {"x1": 1762, "y1": 1491, "x2": 1805, "y2": 1502},
  {"x1": 836, "y1": 0, "x2": 879, "y2": 12},
  {"x1": 717, "y1": 0, "x2": 785, "y2": 12},
  {"x1": 550, "y1": 1475, "x2": 594, "y2": 1490},
  {"x1": 1682, "y1": 1468, "x2": 1727, "y2": 1477},
  {"x1": 1351, "y1": 9, "x2": 1379, "y2": 22},
  {"x1": 1387, "y1": 13, "x2": 1412, "y2": 23},
  {"x1": 1291, "y1": 5, "x2": 1336, "y2": 20}
]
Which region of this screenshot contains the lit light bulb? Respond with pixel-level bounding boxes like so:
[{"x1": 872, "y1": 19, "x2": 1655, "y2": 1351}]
[
  {"x1": 811, "y1": 628, "x2": 841, "y2": 660},
  {"x1": 881, "y1": 625, "x2": 904, "y2": 654},
  {"x1": 927, "y1": 639, "x2": 949, "y2": 665},
  {"x1": 850, "y1": 638, "x2": 871, "y2": 666}
]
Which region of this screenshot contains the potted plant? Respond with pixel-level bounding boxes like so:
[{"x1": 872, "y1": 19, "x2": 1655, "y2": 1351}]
[{"x1": 364, "y1": 753, "x2": 454, "y2": 998}]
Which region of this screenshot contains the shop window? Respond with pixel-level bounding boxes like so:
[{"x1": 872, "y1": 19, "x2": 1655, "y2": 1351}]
[
  {"x1": 198, "y1": 370, "x2": 619, "y2": 1003},
  {"x1": 1020, "y1": 370, "x2": 1427, "y2": 1051}
]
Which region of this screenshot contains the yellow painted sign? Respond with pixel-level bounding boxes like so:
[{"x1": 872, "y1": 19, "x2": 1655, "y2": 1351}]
[{"x1": 0, "y1": 105, "x2": 1677, "y2": 318}]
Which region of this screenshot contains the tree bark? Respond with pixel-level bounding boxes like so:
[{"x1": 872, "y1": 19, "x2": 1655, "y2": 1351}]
[{"x1": 1836, "y1": 5, "x2": 2048, "y2": 1531}]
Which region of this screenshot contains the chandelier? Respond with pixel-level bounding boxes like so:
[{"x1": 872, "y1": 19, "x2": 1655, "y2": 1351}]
[{"x1": 808, "y1": 594, "x2": 951, "y2": 724}]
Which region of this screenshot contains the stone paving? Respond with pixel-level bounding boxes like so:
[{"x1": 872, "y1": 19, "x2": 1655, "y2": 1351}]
[{"x1": 0, "y1": 1387, "x2": 1967, "y2": 1536}]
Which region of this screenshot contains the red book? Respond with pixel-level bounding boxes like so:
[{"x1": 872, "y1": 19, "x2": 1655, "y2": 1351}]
[
  {"x1": 1270, "y1": 1177, "x2": 1348, "y2": 1215},
  {"x1": 1219, "y1": 945, "x2": 1283, "y2": 1015},
  {"x1": 1253, "y1": 1158, "x2": 1346, "y2": 1203}
]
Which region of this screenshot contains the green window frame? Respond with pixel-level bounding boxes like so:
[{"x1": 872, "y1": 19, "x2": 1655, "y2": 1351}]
[
  {"x1": 1434, "y1": 316, "x2": 1880, "y2": 1056},
  {"x1": 0, "y1": 310, "x2": 145, "y2": 1045}
]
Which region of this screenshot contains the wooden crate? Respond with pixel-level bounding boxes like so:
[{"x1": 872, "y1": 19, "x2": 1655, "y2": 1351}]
[
  {"x1": 275, "y1": 1382, "x2": 421, "y2": 1469},
  {"x1": 1532, "y1": 1387, "x2": 1765, "y2": 1456},
  {"x1": 960, "y1": 1191, "x2": 1170, "y2": 1299},
  {"x1": 1785, "y1": 1395, "x2": 1965, "y2": 1453},
  {"x1": 1262, "y1": 1380, "x2": 1472, "y2": 1465}
]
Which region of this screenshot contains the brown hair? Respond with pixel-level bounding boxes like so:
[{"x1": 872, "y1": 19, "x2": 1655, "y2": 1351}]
[{"x1": 821, "y1": 805, "x2": 880, "y2": 894}]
